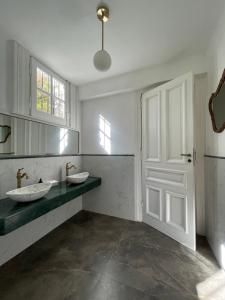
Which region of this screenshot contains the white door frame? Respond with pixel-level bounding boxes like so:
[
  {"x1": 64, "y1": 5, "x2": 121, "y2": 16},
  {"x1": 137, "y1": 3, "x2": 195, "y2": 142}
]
[
  {"x1": 135, "y1": 74, "x2": 206, "y2": 237},
  {"x1": 141, "y1": 73, "x2": 197, "y2": 250}
]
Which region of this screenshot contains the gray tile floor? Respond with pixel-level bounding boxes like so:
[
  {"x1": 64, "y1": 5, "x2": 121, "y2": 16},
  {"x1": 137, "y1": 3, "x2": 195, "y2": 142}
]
[{"x1": 0, "y1": 211, "x2": 220, "y2": 300}]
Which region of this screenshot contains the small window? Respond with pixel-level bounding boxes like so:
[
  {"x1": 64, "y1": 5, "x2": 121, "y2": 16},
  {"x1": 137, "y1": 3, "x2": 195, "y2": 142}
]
[
  {"x1": 31, "y1": 58, "x2": 67, "y2": 124},
  {"x1": 36, "y1": 68, "x2": 51, "y2": 114},
  {"x1": 52, "y1": 78, "x2": 65, "y2": 119}
]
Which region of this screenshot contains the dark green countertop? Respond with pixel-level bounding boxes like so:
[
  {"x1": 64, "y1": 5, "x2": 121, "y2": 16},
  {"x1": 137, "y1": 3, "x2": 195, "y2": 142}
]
[{"x1": 0, "y1": 177, "x2": 101, "y2": 235}]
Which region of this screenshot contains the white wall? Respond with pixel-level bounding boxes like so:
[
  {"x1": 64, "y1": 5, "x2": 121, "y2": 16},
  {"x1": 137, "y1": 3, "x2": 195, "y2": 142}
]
[
  {"x1": 81, "y1": 92, "x2": 139, "y2": 155},
  {"x1": 79, "y1": 54, "x2": 207, "y2": 100},
  {"x1": 81, "y1": 91, "x2": 142, "y2": 221},
  {"x1": 194, "y1": 74, "x2": 207, "y2": 236},
  {"x1": 206, "y1": 5, "x2": 225, "y2": 156},
  {"x1": 0, "y1": 29, "x2": 14, "y2": 113},
  {"x1": 206, "y1": 10, "x2": 225, "y2": 156},
  {"x1": 83, "y1": 156, "x2": 135, "y2": 220},
  {"x1": 205, "y1": 3, "x2": 225, "y2": 269}
]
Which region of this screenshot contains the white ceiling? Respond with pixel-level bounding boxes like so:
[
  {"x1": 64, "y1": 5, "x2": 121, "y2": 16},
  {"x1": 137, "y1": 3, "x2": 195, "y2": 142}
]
[{"x1": 0, "y1": 0, "x2": 224, "y2": 85}]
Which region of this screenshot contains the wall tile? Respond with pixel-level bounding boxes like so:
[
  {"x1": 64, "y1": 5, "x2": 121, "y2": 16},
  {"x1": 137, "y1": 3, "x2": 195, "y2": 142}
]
[
  {"x1": 82, "y1": 155, "x2": 135, "y2": 221},
  {"x1": 0, "y1": 156, "x2": 81, "y2": 199},
  {"x1": 205, "y1": 157, "x2": 225, "y2": 269}
]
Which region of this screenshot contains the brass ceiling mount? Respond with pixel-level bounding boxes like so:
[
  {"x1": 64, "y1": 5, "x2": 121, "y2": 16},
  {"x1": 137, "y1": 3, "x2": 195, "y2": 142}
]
[{"x1": 97, "y1": 5, "x2": 109, "y2": 23}]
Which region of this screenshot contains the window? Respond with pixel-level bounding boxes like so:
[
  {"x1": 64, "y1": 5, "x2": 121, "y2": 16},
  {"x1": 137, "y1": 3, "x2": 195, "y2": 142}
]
[
  {"x1": 36, "y1": 68, "x2": 51, "y2": 114},
  {"x1": 31, "y1": 58, "x2": 67, "y2": 124}
]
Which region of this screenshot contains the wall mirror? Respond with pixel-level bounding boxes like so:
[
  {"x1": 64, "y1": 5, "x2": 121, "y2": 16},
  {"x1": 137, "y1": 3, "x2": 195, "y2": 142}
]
[
  {"x1": 0, "y1": 113, "x2": 79, "y2": 158},
  {"x1": 209, "y1": 69, "x2": 225, "y2": 133},
  {"x1": 0, "y1": 125, "x2": 11, "y2": 143}
]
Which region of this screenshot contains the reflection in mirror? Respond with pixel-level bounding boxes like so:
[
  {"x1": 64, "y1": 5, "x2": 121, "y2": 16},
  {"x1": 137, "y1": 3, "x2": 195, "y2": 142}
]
[
  {"x1": 0, "y1": 126, "x2": 11, "y2": 143},
  {"x1": 0, "y1": 113, "x2": 79, "y2": 157},
  {"x1": 209, "y1": 69, "x2": 225, "y2": 133},
  {"x1": 0, "y1": 115, "x2": 12, "y2": 154}
]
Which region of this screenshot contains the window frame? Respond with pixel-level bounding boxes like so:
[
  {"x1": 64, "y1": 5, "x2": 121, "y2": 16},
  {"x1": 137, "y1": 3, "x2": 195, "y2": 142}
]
[{"x1": 31, "y1": 58, "x2": 68, "y2": 125}]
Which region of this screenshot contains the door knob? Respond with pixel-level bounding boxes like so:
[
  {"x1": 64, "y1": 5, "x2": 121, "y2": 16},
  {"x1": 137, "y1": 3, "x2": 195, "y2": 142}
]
[{"x1": 180, "y1": 153, "x2": 192, "y2": 157}]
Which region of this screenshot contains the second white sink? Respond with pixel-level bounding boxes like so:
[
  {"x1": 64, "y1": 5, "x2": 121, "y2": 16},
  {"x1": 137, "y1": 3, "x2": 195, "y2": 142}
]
[
  {"x1": 6, "y1": 183, "x2": 52, "y2": 202},
  {"x1": 67, "y1": 172, "x2": 89, "y2": 184}
]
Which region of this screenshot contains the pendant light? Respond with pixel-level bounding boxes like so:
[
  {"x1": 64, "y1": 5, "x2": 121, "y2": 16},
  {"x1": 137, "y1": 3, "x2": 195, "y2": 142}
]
[{"x1": 93, "y1": 5, "x2": 111, "y2": 71}]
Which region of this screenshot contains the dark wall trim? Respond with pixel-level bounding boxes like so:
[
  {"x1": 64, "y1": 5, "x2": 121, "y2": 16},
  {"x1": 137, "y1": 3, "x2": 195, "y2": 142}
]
[
  {"x1": 0, "y1": 154, "x2": 81, "y2": 160},
  {"x1": 205, "y1": 154, "x2": 225, "y2": 159},
  {"x1": 81, "y1": 154, "x2": 135, "y2": 157},
  {"x1": 0, "y1": 153, "x2": 135, "y2": 160}
]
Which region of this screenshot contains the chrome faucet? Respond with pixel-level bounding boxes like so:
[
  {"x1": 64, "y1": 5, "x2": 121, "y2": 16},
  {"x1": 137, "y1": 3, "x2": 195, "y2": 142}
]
[
  {"x1": 17, "y1": 168, "x2": 29, "y2": 188},
  {"x1": 66, "y1": 162, "x2": 76, "y2": 176}
]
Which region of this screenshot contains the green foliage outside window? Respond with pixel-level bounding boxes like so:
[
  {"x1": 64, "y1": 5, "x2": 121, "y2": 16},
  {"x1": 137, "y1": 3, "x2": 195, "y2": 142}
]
[{"x1": 36, "y1": 67, "x2": 65, "y2": 118}]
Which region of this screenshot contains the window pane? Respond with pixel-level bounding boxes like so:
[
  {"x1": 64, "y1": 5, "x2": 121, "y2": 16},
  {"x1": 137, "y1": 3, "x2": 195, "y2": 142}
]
[
  {"x1": 37, "y1": 67, "x2": 51, "y2": 93},
  {"x1": 53, "y1": 78, "x2": 65, "y2": 100},
  {"x1": 37, "y1": 68, "x2": 42, "y2": 89},
  {"x1": 37, "y1": 90, "x2": 51, "y2": 114},
  {"x1": 53, "y1": 99, "x2": 65, "y2": 118}
]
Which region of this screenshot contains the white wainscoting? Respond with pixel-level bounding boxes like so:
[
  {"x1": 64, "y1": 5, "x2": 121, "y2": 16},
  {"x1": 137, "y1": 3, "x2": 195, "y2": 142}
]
[{"x1": 82, "y1": 155, "x2": 135, "y2": 221}]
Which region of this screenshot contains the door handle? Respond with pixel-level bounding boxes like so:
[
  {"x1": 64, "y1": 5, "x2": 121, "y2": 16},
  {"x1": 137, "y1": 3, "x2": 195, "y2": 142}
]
[{"x1": 180, "y1": 153, "x2": 192, "y2": 157}]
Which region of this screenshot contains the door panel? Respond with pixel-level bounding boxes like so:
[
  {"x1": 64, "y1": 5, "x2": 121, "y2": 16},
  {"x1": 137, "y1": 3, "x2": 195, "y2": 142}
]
[
  {"x1": 146, "y1": 167, "x2": 187, "y2": 188},
  {"x1": 165, "y1": 191, "x2": 187, "y2": 232},
  {"x1": 165, "y1": 83, "x2": 186, "y2": 163},
  {"x1": 146, "y1": 185, "x2": 162, "y2": 220},
  {"x1": 142, "y1": 73, "x2": 195, "y2": 250},
  {"x1": 145, "y1": 91, "x2": 161, "y2": 162}
]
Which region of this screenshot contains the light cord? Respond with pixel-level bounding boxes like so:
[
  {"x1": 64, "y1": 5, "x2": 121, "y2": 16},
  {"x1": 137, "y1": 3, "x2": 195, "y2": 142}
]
[{"x1": 101, "y1": 20, "x2": 104, "y2": 50}]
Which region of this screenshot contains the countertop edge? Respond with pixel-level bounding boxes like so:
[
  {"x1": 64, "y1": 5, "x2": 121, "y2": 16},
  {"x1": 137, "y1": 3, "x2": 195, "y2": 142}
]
[{"x1": 0, "y1": 177, "x2": 101, "y2": 235}]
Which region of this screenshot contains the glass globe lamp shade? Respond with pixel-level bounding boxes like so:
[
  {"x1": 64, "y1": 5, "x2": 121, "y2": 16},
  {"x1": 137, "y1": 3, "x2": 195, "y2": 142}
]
[{"x1": 93, "y1": 49, "x2": 111, "y2": 71}]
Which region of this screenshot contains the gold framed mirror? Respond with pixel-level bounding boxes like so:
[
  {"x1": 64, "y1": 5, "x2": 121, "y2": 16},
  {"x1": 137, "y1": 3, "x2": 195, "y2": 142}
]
[
  {"x1": 209, "y1": 69, "x2": 225, "y2": 133},
  {"x1": 0, "y1": 125, "x2": 11, "y2": 143}
]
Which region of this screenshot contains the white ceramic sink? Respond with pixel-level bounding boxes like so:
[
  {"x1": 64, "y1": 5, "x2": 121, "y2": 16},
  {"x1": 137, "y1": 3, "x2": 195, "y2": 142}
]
[
  {"x1": 6, "y1": 183, "x2": 52, "y2": 202},
  {"x1": 67, "y1": 172, "x2": 89, "y2": 184}
]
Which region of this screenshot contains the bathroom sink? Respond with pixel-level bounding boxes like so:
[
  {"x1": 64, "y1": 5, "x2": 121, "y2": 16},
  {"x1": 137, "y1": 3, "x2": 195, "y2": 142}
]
[
  {"x1": 67, "y1": 172, "x2": 89, "y2": 184},
  {"x1": 6, "y1": 183, "x2": 52, "y2": 202}
]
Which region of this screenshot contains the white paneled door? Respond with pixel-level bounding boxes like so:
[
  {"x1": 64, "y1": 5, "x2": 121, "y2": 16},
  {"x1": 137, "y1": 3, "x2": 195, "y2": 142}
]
[{"x1": 142, "y1": 73, "x2": 196, "y2": 250}]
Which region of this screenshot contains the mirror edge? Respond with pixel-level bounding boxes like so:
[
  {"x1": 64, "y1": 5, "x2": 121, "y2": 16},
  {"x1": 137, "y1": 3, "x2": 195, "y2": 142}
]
[
  {"x1": 0, "y1": 112, "x2": 80, "y2": 157},
  {"x1": 209, "y1": 68, "x2": 225, "y2": 133}
]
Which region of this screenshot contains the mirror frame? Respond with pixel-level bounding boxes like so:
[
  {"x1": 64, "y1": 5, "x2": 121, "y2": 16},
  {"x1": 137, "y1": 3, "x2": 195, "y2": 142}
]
[
  {"x1": 209, "y1": 69, "x2": 225, "y2": 133},
  {"x1": 0, "y1": 125, "x2": 11, "y2": 143}
]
